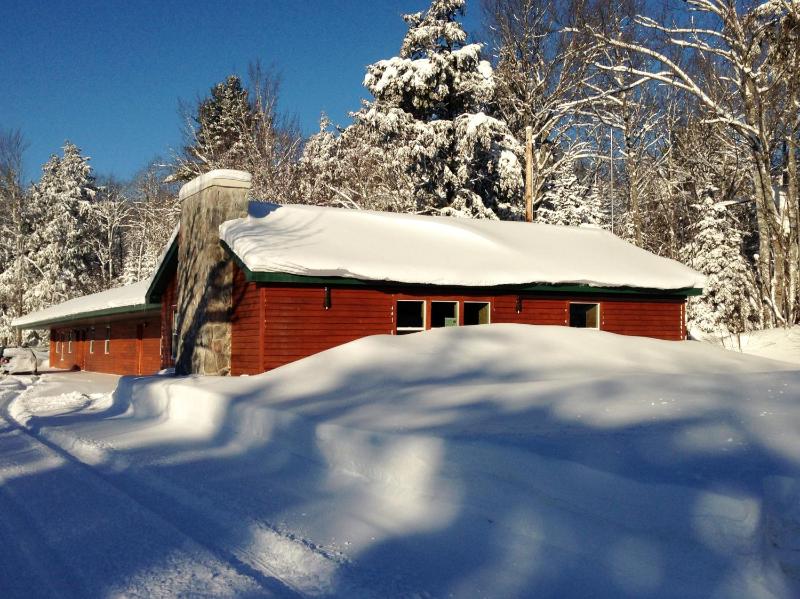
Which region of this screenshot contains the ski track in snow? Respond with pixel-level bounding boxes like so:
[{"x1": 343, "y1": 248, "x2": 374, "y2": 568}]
[{"x1": 0, "y1": 376, "x2": 292, "y2": 599}]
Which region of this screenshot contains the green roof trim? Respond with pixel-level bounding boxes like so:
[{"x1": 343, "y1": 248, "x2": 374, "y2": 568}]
[
  {"x1": 145, "y1": 234, "x2": 179, "y2": 303},
  {"x1": 221, "y1": 240, "x2": 702, "y2": 297},
  {"x1": 15, "y1": 303, "x2": 161, "y2": 330}
]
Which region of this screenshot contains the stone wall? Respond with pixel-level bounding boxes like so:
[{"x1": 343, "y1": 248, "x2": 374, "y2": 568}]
[{"x1": 175, "y1": 170, "x2": 251, "y2": 375}]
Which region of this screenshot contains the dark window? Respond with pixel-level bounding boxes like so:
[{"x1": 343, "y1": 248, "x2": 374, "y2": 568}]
[
  {"x1": 396, "y1": 300, "x2": 425, "y2": 334},
  {"x1": 89, "y1": 328, "x2": 95, "y2": 354},
  {"x1": 431, "y1": 301, "x2": 458, "y2": 328},
  {"x1": 569, "y1": 303, "x2": 599, "y2": 328},
  {"x1": 464, "y1": 302, "x2": 491, "y2": 325},
  {"x1": 104, "y1": 326, "x2": 111, "y2": 354}
]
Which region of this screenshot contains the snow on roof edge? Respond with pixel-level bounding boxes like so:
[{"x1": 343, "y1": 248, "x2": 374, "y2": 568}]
[
  {"x1": 12, "y1": 280, "x2": 157, "y2": 330},
  {"x1": 220, "y1": 203, "x2": 706, "y2": 291},
  {"x1": 178, "y1": 169, "x2": 251, "y2": 201}
]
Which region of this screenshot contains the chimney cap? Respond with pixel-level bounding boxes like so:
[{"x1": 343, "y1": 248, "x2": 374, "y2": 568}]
[{"x1": 179, "y1": 169, "x2": 252, "y2": 201}]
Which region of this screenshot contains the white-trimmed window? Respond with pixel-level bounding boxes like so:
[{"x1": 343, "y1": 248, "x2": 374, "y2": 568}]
[
  {"x1": 89, "y1": 327, "x2": 95, "y2": 354},
  {"x1": 431, "y1": 301, "x2": 458, "y2": 328},
  {"x1": 104, "y1": 326, "x2": 111, "y2": 354},
  {"x1": 68, "y1": 331, "x2": 73, "y2": 354},
  {"x1": 569, "y1": 303, "x2": 600, "y2": 329},
  {"x1": 396, "y1": 300, "x2": 426, "y2": 335},
  {"x1": 55, "y1": 337, "x2": 61, "y2": 355},
  {"x1": 464, "y1": 301, "x2": 491, "y2": 325}
]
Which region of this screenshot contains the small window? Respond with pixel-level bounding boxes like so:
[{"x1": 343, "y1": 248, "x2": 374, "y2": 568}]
[
  {"x1": 431, "y1": 301, "x2": 458, "y2": 328},
  {"x1": 396, "y1": 300, "x2": 425, "y2": 334},
  {"x1": 104, "y1": 326, "x2": 111, "y2": 354},
  {"x1": 569, "y1": 303, "x2": 600, "y2": 329},
  {"x1": 89, "y1": 328, "x2": 95, "y2": 354},
  {"x1": 68, "y1": 331, "x2": 73, "y2": 354},
  {"x1": 464, "y1": 302, "x2": 491, "y2": 325},
  {"x1": 55, "y1": 338, "x2": 60, "y2": 354}
]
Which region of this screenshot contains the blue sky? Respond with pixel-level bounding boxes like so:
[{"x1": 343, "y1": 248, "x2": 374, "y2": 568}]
[{"x1": 0, "y1": 0, "x2": 481, "y2": 182}]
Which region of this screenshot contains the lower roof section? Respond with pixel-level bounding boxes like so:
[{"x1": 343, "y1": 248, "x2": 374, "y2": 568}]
[{"x1": 12, "y1": 279, "x2": 160, "y2": 330}]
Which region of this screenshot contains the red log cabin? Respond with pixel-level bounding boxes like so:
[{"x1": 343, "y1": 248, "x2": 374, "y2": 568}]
[{"x1": 13, "y1": 170, "x2": 704, "y2": 377}]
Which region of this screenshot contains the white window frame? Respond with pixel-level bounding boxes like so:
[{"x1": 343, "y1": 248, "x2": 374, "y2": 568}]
[
  {"x1": 463, "y1": 301, "x2": 492, "y2": 325},
  {"x1": 396, "y1": 300, "x2": 426, "y2": 334},
  {"x1": 430, "y1": 300, "x2": 460, "y2": 328},
  {"x1": 89, "y1": 327, "x2": 95, "y2": 354},
  {"x1": 68, "y1": 331, "x2": 73, "y2": 354},
  {"x1": 104, "y1": 326, "x2": 111, "y2": 354},
  {"x1": 568, "y1": 302, "x2": 600, "y2": 330}
]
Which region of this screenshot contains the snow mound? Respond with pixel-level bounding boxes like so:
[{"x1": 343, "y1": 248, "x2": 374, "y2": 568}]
[
  {"x1": 220, "y1": 202, "x2": 704, "y2": 290},
  {"x1": 734, "y1": 327, "x2": 800, "y2": 366},
  {"x1": 13, "y1": 325, "x2": 800, "y2": 597}
]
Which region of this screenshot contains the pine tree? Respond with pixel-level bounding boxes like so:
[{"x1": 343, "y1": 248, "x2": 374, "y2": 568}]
[
  {"x1": 366, "y1": 0, "x2": 523, "y2": 218},
  {"x1": 681, "y1": 188, "x2": 758, "y2": 336},
  {"x1": 536, "y1": 162, "x2": 606, "y2": 228},
  {"x1": 171, "y1": 75, "x2": 252, "y2": 183},
  {"x1": 26, "y1": 142, "x2": 97, "y2": 308},
  {"x1": 303, "y1": 0, "x2": 523, "y2": 219}
]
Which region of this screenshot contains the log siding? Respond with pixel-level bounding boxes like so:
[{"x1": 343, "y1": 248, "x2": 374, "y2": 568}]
[
  {"x1": 50, "y1": 315, "x2": 162, "y2": 376},
  {"x1": 229, "y1": 267, "x2": 688, "y2": 375}
]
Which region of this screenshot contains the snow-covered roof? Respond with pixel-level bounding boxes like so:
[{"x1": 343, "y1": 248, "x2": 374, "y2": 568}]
[
  {"x1": 12, "y1": 280, "x2": 158, "y2": 329},
  {"x1": 220, "y1": 203, "x2": 705, "y2": 291}
]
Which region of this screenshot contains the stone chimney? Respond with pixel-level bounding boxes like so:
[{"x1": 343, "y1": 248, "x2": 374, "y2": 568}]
[{"x1": 175, "y1": 169, "x2": 251, "y2": 375}]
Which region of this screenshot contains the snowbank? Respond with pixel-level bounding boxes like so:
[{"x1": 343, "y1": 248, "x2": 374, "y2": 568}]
[
  {"x1": 220, "y1": 203, "x2": 704, "y2": 290},
  {"x1": 11, "y1": 279, "x2": 155, "y2": 329},
  {"x1": 10, "y1": 325, "x2": 800, "y2": 597},
  {"x1": 728, "y1": 327, "x2": 800, "y2": 366},
  {"x1": 1, "y1": 347, "x2": 49, "y2": 374}
]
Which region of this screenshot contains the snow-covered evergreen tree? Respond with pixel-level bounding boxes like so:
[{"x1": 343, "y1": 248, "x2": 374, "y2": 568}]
[
  {"x1": 681, "y1": 188, "x2": 758, "y2": 336},
  {"x1": 298, "y1": 114, "x2": 416, "y2": 212},
  {"x1": 300, "y1": 0, "x2": 523, "y2": 219},
  {"x1": 26, "y1": 142, "x2": 97, "y2": 308},
  {"x1": 172, "y1": 75, "x2": 251, "y2": 182},
  {"x1": 361, "y1": 0, "x2": 523, "y2": 218},
  {"x1": 536, "y1": 162, "x2": 606, "y2": 227}
]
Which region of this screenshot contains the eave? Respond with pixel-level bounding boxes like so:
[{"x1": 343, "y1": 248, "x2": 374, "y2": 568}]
[{"x1": 13, "y1": 303, "x2": 161, "y2": 330}]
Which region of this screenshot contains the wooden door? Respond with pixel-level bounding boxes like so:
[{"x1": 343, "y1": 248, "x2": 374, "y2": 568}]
[
  {"x1": 135, "y1": 323, "x2": 144, "y2": 376},
  {"x1": 77, "y1": 330, "x2": 86, "y2": 370}
]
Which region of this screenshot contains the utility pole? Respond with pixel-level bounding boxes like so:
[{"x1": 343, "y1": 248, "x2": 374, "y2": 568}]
[
  {"x1": 525, "y1": 126, "x2": 533, "y2": 223},
  {"x1": 610, "y1": 127, "x2": 614, "y2": 235}
]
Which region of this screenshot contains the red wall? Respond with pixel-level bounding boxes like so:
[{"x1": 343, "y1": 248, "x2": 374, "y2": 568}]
[
  {"x1": 50, "y1": 315, "x2": 161, "y2": 376},
  {"x1": 230, "y1": 271, "x2": 688, "y2": 375}
]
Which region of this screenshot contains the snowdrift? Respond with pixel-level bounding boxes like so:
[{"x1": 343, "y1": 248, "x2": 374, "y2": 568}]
[
  {"x1": 1, "y1": 347, "x2": 49, "y2": 374},
  {"x1": 12, "y1": 325, "x2": 800, "y2": 598}
]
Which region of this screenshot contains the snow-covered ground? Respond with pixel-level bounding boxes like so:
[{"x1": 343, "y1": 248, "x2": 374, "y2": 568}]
[
  {"x1": 718, "y1": 326, "x2": 800, "y2": 366},
  {"x1": 3, "y1": 324, "x2": 800, "y2": 598}
]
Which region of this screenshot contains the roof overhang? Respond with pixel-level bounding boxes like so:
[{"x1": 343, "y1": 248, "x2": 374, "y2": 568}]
[{"x1": 15, "y1": 303, "x2": 161, "y2": 330}]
